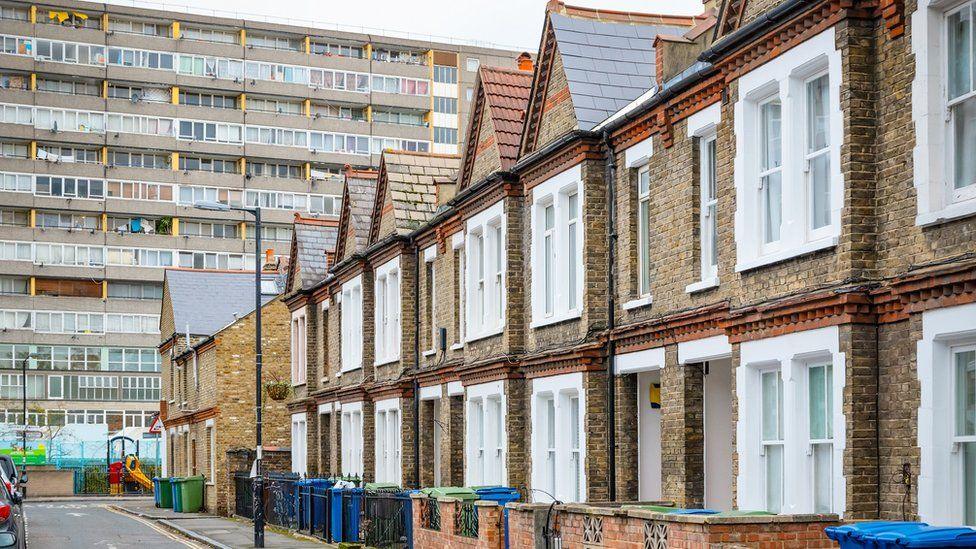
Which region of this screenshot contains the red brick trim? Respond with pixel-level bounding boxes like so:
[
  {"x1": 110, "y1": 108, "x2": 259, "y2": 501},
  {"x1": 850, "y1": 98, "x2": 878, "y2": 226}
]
[
  {"x1": 367, "y1": 239, "x2": 410, "y2": 269},
  {"x1": 612, "y1": 302, "x2": 729, "y2": 353},
  {"x1": 879, "y1": 262, "x2": 976, "y2": 322},
  {"x1": 455, "y1": 355, "x2": 523, "y2": 385},
  {"x1": 610, "y1": 74, "x2": 724, "y2": 151},
  {"x1": 879, "y1": 0, "x2": 905, "y2": 38},
  {"x1": 416, "y1": 363, "x2": 462, "y2": 387},
  {"x1": 519, "y1": 138, "x2": 602, "y2": 191},
  {"x1": 727, "y1": 290, "x2": 875, "y2": 343},
  {"x1": 520, "y1": 342, "x2": 606, "y2": 379},
  {"x1": 369, "y1": 380, "x2": 415, "y2": 401},
  {"x1": 435, "y1": 215, "x2": 463, "y2": 255},
  {"x1": 283, "y1": 292, "x2": 312, "y2": 312},
  {"x1": 286, "y1": 397, "x2": 317, "y2": 413},
  {"x1": 162, "y1": 406, "x2": 219, "y2": 428}
]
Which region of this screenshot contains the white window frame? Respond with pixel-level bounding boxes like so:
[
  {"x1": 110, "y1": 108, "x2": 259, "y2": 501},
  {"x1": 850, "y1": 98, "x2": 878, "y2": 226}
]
[
  {"x1": 374, "y1": 398, "x2": 402, "y2": 485},
  {"x1": 917, "y1": 302, "x2": 976, "y2": 526},
  {"x1": 530, "y1": 165, "x2": 584, "y2": 328},
  {"x1": 291, "y1": 412, "x2": 308, "y2": 476},
  {"x1": 291, "y1": 308, "x2": 307, "y2": 385},
  {"x1": 374, "y1": 257, "x2": 401, "y2": 366},
  {"x1": 685, "y1": 103, "x2": 723, "y2": 293},
  {"x1": 733, "y1": 28, "x2": 843, "y2": 272},
  {"x1": 530, "y1": 372, "x2": 586, "y2": 503},
  {"x1": 465, "y1": 201, "x2": 506, "y2": 342},
  {"x1": 636, "y1": 165, "x2": 652, "y2": 297},
  {"x1": 914, "y1": 0, "x2": 976, "y2": 225},
  {"x1": 465, "y1": 381, "x2": 507, "y2": 486},
  {"x1": 340, "y1": 276, "x2": 364, "y2": 373},
  {"x1": 340, "y1": 402, "x2": 364, "y2": 477},
  {"x1": 423, "y1": 246, "x2": 438, "y2": 353},
  {"x1": 737, "y1": 326, "x2": 846, "y2": 516}
]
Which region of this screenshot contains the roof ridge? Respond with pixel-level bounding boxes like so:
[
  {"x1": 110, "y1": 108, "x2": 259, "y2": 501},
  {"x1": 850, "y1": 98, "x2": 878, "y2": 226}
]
[
  {"x1": 385, "y1": 149, "x2": 462, "y2": 159},
  {"x1": 293, "y1": 212, "x2": 340, "y2": 227},
  {"x1": 549, "y1": 0, "x2": 702, "y2": 25},
  {"x1": 481, "y1": 65, "x2": 534, "y2": 77}
]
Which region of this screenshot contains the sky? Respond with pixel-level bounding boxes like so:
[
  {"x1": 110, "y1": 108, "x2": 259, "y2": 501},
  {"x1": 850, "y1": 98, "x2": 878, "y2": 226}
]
[{"x1": 104, "y1": 0, "x2": 705, "y2": 52}]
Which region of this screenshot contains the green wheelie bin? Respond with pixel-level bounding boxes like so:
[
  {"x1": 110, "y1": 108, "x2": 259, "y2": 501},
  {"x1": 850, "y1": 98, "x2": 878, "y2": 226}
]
[{"x1": 176, "y1": 475, "x2": 206, "y2": 513}]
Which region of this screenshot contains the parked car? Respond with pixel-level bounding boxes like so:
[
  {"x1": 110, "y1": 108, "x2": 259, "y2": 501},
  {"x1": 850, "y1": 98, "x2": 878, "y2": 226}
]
[
  {"x1": 0, "y1": 457, "x2": 24, "y2": 500},
  {"x1": 0, "y1": 478, "x2": 25, "y2": 548}
]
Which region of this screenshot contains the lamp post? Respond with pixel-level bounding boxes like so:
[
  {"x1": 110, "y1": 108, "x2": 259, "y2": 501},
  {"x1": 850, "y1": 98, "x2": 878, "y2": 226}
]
[
  {"x1": 193, "y1": 201, "x2": 264, "y2": 548},
  {"x1": 19, "y1": 353, "x2": 34, "y2": 474}
]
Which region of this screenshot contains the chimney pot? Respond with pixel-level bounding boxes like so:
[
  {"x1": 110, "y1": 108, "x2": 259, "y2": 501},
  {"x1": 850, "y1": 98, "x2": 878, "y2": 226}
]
[{"x1": 517, "y1": 52, "x2": 533, "y2": 72}]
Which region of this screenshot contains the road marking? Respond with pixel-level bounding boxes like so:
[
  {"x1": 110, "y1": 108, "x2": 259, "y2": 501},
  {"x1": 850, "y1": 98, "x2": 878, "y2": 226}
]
[
  {"x1": 66, "y1": 512, "x2": 87, "y2": 517},
  {"x1": 102, "y1": 505, "x2": 203, "y2": 548}
]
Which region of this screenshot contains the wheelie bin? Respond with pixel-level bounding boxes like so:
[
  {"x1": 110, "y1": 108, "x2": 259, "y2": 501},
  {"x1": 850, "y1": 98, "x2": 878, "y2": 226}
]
[
  {"x1": 153, "y1": 477, "x2": 173, "y2": 508},
  {"x1": 824, "y1": 522, "x2": 929, "y2": 549},
  {"x1": 176, "y1": 475, "x2": 205, "y2": 513},
  {"x1": 170, "y1": 477, "x2": 184, "y2": 512},
  {"x1": 421, "y1": 486, "x2": 479, "y2": 501},
  {"x1": 871, "y1": 526, "x2": 976, "y2": 548}
]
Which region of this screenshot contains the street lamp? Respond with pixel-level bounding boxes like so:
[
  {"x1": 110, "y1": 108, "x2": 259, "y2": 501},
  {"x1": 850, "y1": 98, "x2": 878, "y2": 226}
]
[
  {"x1": 193, "y1": 201, "x2": 265, "y2": 548},
  {"x1": 19, "y1": 353, "x2": 34, "y2": 476}
]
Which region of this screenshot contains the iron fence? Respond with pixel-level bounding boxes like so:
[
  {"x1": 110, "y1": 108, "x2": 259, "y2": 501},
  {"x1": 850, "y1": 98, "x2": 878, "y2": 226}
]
[
  {"x1": 454, "y1": 500, "x2": 479, "y2": 538},
  {"x1": 234, "y1": 472, "x2": 254, "y2": 519},
  {"x1": 295, "y1": 482, "x2": 332, "y2": 541},
  {"x1": 419, "y1": 496, "x2": 440, "y2": 531},
  {"x1": 361, "y1": 490, "x2": 412, "y2": 548},
  {"x1": 263, "y1": 473, "x2": 299, "y2": 530}
]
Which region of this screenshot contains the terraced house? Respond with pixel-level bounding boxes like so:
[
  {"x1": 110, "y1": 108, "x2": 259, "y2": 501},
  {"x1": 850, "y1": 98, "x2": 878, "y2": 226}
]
[
  {"x1": 283, "y1": 0, "x2": 976, "y2": 528},
  {"x1": 0, "y1": 0, "x2": 520, "y2": 435}
]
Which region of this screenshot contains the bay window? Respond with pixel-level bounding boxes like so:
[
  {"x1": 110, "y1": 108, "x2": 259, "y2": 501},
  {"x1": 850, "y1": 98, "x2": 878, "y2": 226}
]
[
  {"x1": 949, "y1": 4, "x2": 976, "y2": 203},
  {"x1": 375, "y1": 399, "x2": 402, "y2": 485},
  {"x1": 340, "y1": 404, "x2": 364, "y2": 477},
  {"x1": 734, "y1": 29, "x2": 842, "y2": 271},
  {"x1": 374, "y1": 257, "x2": 401, "y2": 365},
  {"x1": 531, "y1": 373, "x2": 585, "y2": 503},
  {"x1": 340, "y1": 276, "x2": 363, "y2": 372},
  {"x1": 465, "y1": 202, "x2": 506, "y2": 341},
  {"x1": 531, "y1": 165, "x2": 584, "y2": 327},
  {"x1": 466, "y1": 382, "x2": 506, "y2": 486}
]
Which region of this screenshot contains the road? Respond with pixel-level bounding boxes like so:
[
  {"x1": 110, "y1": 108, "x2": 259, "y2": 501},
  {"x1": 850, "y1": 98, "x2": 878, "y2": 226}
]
[{"x1": 25, "y1": 502, "x2": 202, "y2": 549}]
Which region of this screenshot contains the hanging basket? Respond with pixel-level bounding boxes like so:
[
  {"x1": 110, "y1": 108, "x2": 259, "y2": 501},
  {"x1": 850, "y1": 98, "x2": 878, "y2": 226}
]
[{"x1": 264, "y1": 381, "x2": 291, "y2": 401}]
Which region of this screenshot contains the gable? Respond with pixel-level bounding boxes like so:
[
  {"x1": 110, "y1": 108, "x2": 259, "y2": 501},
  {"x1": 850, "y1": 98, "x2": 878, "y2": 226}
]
[
  {"x1": 285, "y1": 231, "x2": 301, "y2": 294},
  {"x1": 715, "y1": 0, "x2": 747, "y2": 39},
  {"x1": 468, "y1": 102, "x2": 503, "y2": 187},
  {"x1": 521, "y1": 20, "x2": 572, "y2": 156},
  {"x1": 534, "y1": 48, "x2": 578, "y2": 151},
  {"x1": 375, "y1": 176, "x2": 398, "y2": 242}
]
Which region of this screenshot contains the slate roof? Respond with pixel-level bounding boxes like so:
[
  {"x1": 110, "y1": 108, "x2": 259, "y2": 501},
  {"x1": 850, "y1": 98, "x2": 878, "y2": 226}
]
[
  {"x1": 292, "y1": 216, "x2": 339, "y2": 290},
  {"x1": 165, "y1": 270, "x2": 277, "y2": 336},
  {"x1": 379, "y1": 152, "x2": 460, "y2": 237},
  {"x1": 344, "y1": 170, "x2": 378, "y2": 255},
  {"x1": 480, "y1": 66, "x2": 533, "y2": 169},
  {"x1": 549, "y1": 7, "x2": 696, "y2": 130}
]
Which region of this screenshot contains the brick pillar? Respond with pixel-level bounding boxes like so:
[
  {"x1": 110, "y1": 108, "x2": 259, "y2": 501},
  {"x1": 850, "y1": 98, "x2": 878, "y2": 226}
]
[
  {"x1": 505, "y1": 378, "x2": 528, "y2": 491},
  {"x1": 318, "y1": 411, "x2": 333, "y2": 477},
  {"x1": 362, "y1": 400, "x2": 375, "y2": 482},
  {"x1": 615, "y1": 372, "x2": 640, "y2": 501},
  {"x1": 420, "y1": 399, "x2": 436, "y2": 487},
  {"x1": 660, "y1": 347, "x2": 705, "y2": 507},
  {"x1": 401, "y1": 395, "x2": 418, "y2": 488},
  {"x1": 305, "y1": 410, "x2": 319, "y2": 477},
  {"x1": 584, "y1": 371, "x2": 610, "y2": 502},
  {"x1": 842, "y1": 323, "x2": 880, "y2": 519},
  {"x1": 475, "y1": 501, "x2": 504, "y2": 549},
  {"x1": 446, "y1": 394, "x2": 465, "y2": 486}
]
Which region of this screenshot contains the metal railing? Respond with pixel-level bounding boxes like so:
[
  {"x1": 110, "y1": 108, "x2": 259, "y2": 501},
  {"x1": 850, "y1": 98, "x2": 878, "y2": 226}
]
[
  {"x1": 263, "y1": 473, "x2": 300, "y2": 530},
  {"x1": 419, "y1": 496, "x2": 440, "y2": 531},
  {"x1": 362, "y1": 490, "x2": 411, "y2": 548},
  {"x1": 454, "y1": 501, "x2": 479, "y2": 538}
]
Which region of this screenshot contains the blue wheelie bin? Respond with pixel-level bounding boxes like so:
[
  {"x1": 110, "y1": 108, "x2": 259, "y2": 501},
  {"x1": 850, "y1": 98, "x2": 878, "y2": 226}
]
[
  {"x1": 343, "y1": 488, "x2": 363, "y2": 542},
  {"x1": 824, "y1": 522, "x2": 929, "y2": 549},
  {"x1": 297, "y1": 479, "x2": 333, "y2": 533},
  {"x1": 668, "y1": 508, "x2": 720, "y2": 515},
  {"x1": 872, "y1": 526, "x2": 976, "y2": 548},
  {"x1": 474, "y1": 487, "x2": 522, "y2": 549},
  {"x1": 170, "y1": 477, "x2": 184, "y2": 512},
  {"x1": 329, "y1": 486, "x2": 344, "y2": 542}
]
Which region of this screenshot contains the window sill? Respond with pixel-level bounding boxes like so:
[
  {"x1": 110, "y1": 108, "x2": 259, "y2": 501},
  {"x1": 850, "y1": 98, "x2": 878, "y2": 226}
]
[
  {"x1": 530, "y1": 310, "x2": 582, "y2": 329},
  {"x1": 735, "y1": 236, "x2": 838, "y2": 273},
  {"x1": 422, "y1": 349, "x2": 437, "y2": 358},
  {"x1": 465, "y1": 327, "x2": 504, "y2": 345},
  {"x1": 621, "y1": 296, "x2": 653, "y2": 311},
  {"x1": 916, "y1": 200, "x2": 976, "y2": 227},
  {"x1": 336, "y1": 366, "x2": 362, "y2": 377},
  {"x1": 374, "y1": 356, "x2": 400, "y2": 367},
  {"x1": 291, "y1": 382, "x2": 307, "y2": 388},
  {"x1": 450, "y1": 343, "x2": 464, "y2": 351},
  {"x1": 685, "y1": 276, "x2": 719, "y2": 294}
]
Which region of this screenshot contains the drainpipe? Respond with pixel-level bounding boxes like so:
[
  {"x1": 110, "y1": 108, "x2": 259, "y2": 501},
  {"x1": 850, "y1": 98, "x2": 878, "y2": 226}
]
[
  {"x1": 413, "y1": 240, "x2": 422, "y2": 489},
  {"x1": 602, "y1": 132, "x2": 618, "y2": 501}
]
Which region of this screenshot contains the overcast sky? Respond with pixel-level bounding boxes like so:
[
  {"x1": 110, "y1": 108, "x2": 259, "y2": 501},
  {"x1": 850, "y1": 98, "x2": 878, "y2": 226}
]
[{"x1": 106, "y1": 0, "x2": 705, "y2": 52}]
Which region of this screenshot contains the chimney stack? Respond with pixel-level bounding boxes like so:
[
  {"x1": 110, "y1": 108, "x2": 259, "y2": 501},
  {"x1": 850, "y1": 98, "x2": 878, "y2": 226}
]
[{"x1": 517, "y1": 52, "x2": 533, "y2": 72}]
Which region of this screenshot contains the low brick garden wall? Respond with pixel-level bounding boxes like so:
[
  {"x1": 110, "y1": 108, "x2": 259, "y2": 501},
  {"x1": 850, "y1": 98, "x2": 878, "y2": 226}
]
[{"x1": 411, "y1": 495, "x2": 842, "y2": 549}]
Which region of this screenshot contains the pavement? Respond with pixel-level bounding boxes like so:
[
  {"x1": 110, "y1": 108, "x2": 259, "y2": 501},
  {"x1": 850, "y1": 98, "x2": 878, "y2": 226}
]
[
  {"x1": 107, "y1": 498, "x2": 331, "y2": 549},
  {"x1": 25, "y1": 500, "x2": 205, "y2": 548}
]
